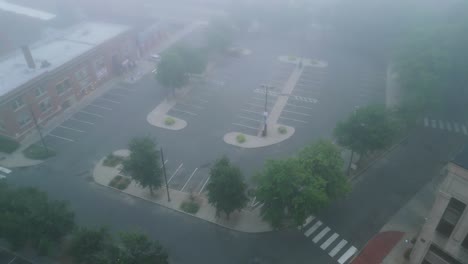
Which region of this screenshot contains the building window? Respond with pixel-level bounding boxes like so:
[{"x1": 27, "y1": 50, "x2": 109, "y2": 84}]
[
  {"x1": 75, "y1": 67, "x2": 91, "y2": 90},
  {"x1": 39, "y1": 98, "x2": 52, "y2": 113},
  {"x1": 16, "y1": 111, "x2": 31, "y2": 128},
  {"x1": 11, "y1": 97, "x2": 24, "y2": 111},
  {"x1": 35, "y1": 86, "x2": 47, "y2": 97},
  {"x1": 56, "y1": 79, "x2": 71, "y2": 95},
  {"x1": 94, "y1": 56, "x2": 108, "y2": 80},
  {"x1": 436, "y1": 198, "x2": 466, "y2": 237}
]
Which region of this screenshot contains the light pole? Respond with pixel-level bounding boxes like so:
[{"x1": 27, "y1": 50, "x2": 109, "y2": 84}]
[
  {"x1": 160, "y1": 148, "x2": 171, "y2": 202},
  {"x1": 27, "y1": 104, "x2": 48, "y2": 154},
  {"x1": 260, "y1": 84, "x2": 274, "y2": 137}
]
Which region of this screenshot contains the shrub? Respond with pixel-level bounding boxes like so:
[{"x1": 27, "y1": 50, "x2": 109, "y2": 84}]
[
  {"x1": 103, "y1": 154, "x2": 124, "y2": 167},
  {"x1": 0, "y1": 135, "x2": 19, "y2": 154},
  {"x1": 180, "y1": 200, "x2": 200, "y2": 214},
  {"x1": 278, "y1": 126, "x2": 287, "y2": 134},
  {"x1": 236, "y1": 134, "x2": 246, "y2": 143},
  {"x1": 109, "y1": 175, "x2": 123, "y2": 188},
  {"x1": 288, "y1": 55, "x2": 296, "y2": 61},
  {"x1": 404, "y1": 247, "x2": 412, "y2": 260},
  {"x1": 164, "y1": 117, "x2": 176, "y2": 126},
  {"x1": 116, "y1": 178, "x2": 131, "y2": 190},
  {"x1": 22, "y1": 144, "x2": 56, "y2": 160}
]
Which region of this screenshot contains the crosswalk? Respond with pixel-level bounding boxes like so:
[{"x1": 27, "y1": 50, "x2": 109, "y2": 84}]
[
  {"x1": 300, "y1": 216, "x2": 358, "y2": 264},
  {"x1": 424, "y1": 118, "x2": 468, "y2": 135},
  {"x1": 0, "y1": 166, "x2": 12, "y2": 179}
]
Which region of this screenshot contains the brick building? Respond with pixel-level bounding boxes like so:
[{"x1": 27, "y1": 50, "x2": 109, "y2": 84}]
[{"x1": 0, "y1": 22, "x2": 137, "y2": 140}]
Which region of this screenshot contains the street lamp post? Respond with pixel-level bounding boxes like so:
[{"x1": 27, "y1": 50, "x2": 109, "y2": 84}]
[
  {"x1": 160, "y1": 148, "x2": 171, "y2": 202},
  {"x1": 27, "y1": 104, "x2": 48, "y2": 154},
  {"x1": 261, "y1": 84, "x2": 273, "y2": 137}
]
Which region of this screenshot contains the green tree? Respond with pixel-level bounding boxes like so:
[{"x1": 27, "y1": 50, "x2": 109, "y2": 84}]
[
  {"x1": 156, "y1": 51, "x2": 187, "y2": 96},
  {"x1": 118, "y1": 232, "x2": 169, "y2": 264},
  {"x1": 175, "y1": 45, "x2": 207, "y2": 75},
  {"x1": 334, "y1": 105, "x2": 397, "y2": 172},
  {"x1": 207, "y1": 156, "x2": 248, "y2": 218},
  {"x1": 122, "y1": 137, "x2": 162, "y2": 195},
  {"x1": 256, "y1": 158, "x2": 329, "y2": 228},
  {"x1": 69, "y1": 227, "x2": 118, "y2": 264},
  {"x1": 205, "y1": 18, "x2": 234, "y2": 52}
]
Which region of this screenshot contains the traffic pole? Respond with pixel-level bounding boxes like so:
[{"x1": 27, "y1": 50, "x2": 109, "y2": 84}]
[{"x1": 160, "y1": 148, "x2": 171, "y2": 202}]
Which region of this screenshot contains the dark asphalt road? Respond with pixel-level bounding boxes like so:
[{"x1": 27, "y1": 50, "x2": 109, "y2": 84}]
[{"x1": 6, "y1": 30, "x2": 458, "y2": 264}]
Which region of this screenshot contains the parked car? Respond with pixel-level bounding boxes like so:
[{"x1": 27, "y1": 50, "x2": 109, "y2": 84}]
[{"x1": 149, "y1": 54, "x2": 161, "y2": 62}]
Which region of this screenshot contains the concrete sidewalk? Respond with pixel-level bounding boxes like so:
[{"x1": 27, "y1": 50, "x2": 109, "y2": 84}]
[{"x1": 93, "y1": 150, "x2": 272, "y2": 233}]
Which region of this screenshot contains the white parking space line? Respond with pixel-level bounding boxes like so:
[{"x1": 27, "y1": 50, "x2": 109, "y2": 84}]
[
  {"x1": 338, "y1": 246, "x2": 357, "y2": 264},
  {"x1": 48, "y1": 133, "x2": 75, "y2": 142},
  {"x1": 251, "y1": 97, "x2": 274, "y2": 104},
  {"x1": 79, "y1": 111, "x2": 104, "y2": 118},
  {"x1": 70, "y1": 117, "x2": 95, "y2": 125},
  {"x1": 168, "y1": 163, "x2": 183, "y2": 183},
  {"x1": 232, "y1": 123, "x2": 258, "y2": 130},
  {"x1": 279, "y1": 116, "x2": 308, "y2": 123},
  {"x1": 181, "y1": 168, "x2": 198, "y2": 192},
  {"x1": 171, "y1": 108, "x2": 197, "y2": 116},
  {"x1": 454, "y1": 123, "x2": 460, "y2": 132},
  {"x1": 7, "y1": 257, "x2": 16, "y2": 264},
  {"x1": 301, "y1": 216, "x2": 315, "y2": 229},
  {"x1": 240, "y1": 109, "x2": 263, "y2": 115},
  {"x1": 0, "y1": 174, "x2": 6, "y2": 179},
  {"x1": 0, "y1": 166, "x2": 12, "y2": 174},
  {"x1": 177, "y1": 102, "x2": 204, "y2": 109},
  {"x1": 304, "y1": 221, "x2": 322, "y2": 237},
  {"x1": 89, "y1": 104, "x2": 112, "y2": 110},
  {"x1": 283, "y1": 110, "x2": 312, "y2": 116},
  {"x1": 237, "y1": 115, "x2": 262, "y2": 122},
  {"x1": 462, "y1": 125, "x2": 468, "y2": 135},
  {"x1": 98, "y1": 98, "x2": 121, "y2": 104},
  {"x1": 439, "y1": 120, "x2": 444, "y2": 129},
  {"x1": 431, "y1": 120, "x2": 437, "y2": 128},
  {"x1": 446, "y1": 122, "x2": 452, "y2": 131},
  {"x1": 286, "y1": 103, "x2": 314, "y2": 110},
  {"x1": 159, "y1": 159, "x2": 168, "y2": 168},
  {"x1": 329, "y1": 240, "x2": 348, "y2": 257},
  {"x1": 108, "y1": 91, "x2": 126, "y2": 97},
  {"x1": 321, "y1": 233, "x2": 339, "y2": 250},
  {"x1": 58, "y1": 125, "x2": 85, "y2": 133},
  {"x1": 199, "y1": 176, "x2": 210, "y2": 194},
  {"x1": 313, "y1": 227, "x2": 330, "y2": 243},
  {"x1": 246, "y1": 102, "x2": 267, "y2": 108},
  {"x1": 424, "y1": 118, "x2": 429, "y2": 126},
  {"x1": 193, "y1": 97, "x2": 209, "y2": 103}
]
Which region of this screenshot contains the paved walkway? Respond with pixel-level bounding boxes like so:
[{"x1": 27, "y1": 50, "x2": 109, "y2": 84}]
[{"x1": 93, "y1": 150, "x2": 272, "y2": 233}]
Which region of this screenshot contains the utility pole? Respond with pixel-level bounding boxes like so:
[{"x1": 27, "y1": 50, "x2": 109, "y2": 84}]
[
  {"x1": 260, "y1": 84, "x2": 274, "y2": 137},
  {"x1": 160, "y1": 148, "x2": 171, "y2": 202},
  {"x1": 27, "y1": 104, "x2": 48, "y2": 154}
]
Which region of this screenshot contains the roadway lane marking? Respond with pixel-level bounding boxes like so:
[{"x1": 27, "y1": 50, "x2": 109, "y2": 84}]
[
  {"x1": 329, "y1": 239, "x2": 348, "y2": 257},
  {"x1": 313, "y1": 227, "x2": 330, "y2": 243},
  {"x1": 304, "y1": 221, "x2": 322, "y2": 237},
  {"x1": 58, "y1": 125, "x2": 85, "y2": 133},
  {"x1": 462, "y1": 125, "x2": 468, "y2": 135},
  {"x1": 454, "y1": 123, "x2": 460, "y2": 132},
  {"x1": 240, "y1": 109, "x2": 263, "y2": 115},
  {"x1": 70, "y1": 117, "x2": 95, "y2": 125},
  {"x1": 439, "y1": 120, "x2": 444, "y2": 129},
  {"x1": 424, "y1": 118, "x2": 429, "y2": 126},
  {"x1": 232, "y1": 123, "x2": 258, "y2": 130},
  {"x1": 181, "y1": 168, "x2": 198, "y2": 192},
  {"x1": 0, "y1": 166, "x2": 12, "y2": 174},
  {"x1": 321, "y1": 233, "x2": 339, "y2": 250},
  {"x1": 237, "y1": 115, "x2": 262, "y2": 123},
  {"x1": 286, "y1": 103, "x2": 314, "y2": 110},
  {"x1": 278, "y1": 116, "x2": 308, "y2": 123},
  {"x1": 199, "y1": 176, "x2": 210, "y2": 194},
  {"x1": 89, "y1": 104, "x2": 112, "y2": 110},
  {"x1": 98, "y1": 98, "x2": 121, "y2": 104},
  {"x1": 168, "y1": 163, "x2": 183, "y2": 183},
  {"x1": 282, "y1": 110, "x2": 312, "y2": 116},
  {"x1": 338, "y1": 246, "x2": 357, "y2": 264},
  {"x1": 446, "y1": 122, "x2": 452, "y2": 131},
  {"x1": 301, "y1": 216, "x2": 315, "y2": 229},
  {"x1": 48, "y1": 134, "x2": 74, "y2": 142},
  {"x1": 79, "y1": 111, "x2": 104, "y2": 118},
  {"x1": 171, "y1": 108, "x2": 197, "y2": 116}
]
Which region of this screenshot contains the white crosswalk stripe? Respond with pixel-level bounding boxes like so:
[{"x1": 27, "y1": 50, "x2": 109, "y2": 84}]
[
  {"x1": 439, "y1": 120, "x2": 444, "y2": 129},
  {"x1": 313, "y1": 227, "x2": 330, "y2": 243},
  {"x1": 329, "y1": 239, "x2": 348, "y2": 257},
  {"x1": 462, "y1": 125, "x2": 468, "y2": 135},
  {"x1": 423, "y1": 118, "x2": 468, "y2": 136},
  {"x1": 301, "y1": 216, "x2": 315, "y2": 229},
  {"x1": 446, "y1": 122, "x2": 452, "y2": 131},
  {"x1": 454, "y1": 123, "x2": 460, "y2": 132},
  {"x1": 424, "y1": 118, "x2": 429, "y2": 126},
  {"x1": 0, "y1": 174, "x2": 6, "y2": 179},
  {"x1": 338, "y1": 246, "x2": 358, "y2": 264},
  {"x1": 321, "y1": 233, "x2": 339, "y2": 250},
  {"x1": 431, "y1": 120, "x2": 437, "y2": 128},
  {"x1": 304, "y1": 221, "x2": 322, "y2": 237},
  {"x1": 0, "y1": 166, "x2": 12, "y2": 174}
]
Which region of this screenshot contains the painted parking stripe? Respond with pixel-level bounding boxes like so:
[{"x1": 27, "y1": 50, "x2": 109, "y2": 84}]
[
  {"x1": 48, "y1": 134, "x2": 74, "y2": 142},
  {"x1": 251, "y1": 97, "x2": 274, "y2": 103},
  {"x1": 237, "y1": 115, "x2": 262, "y2": 123},
  {"x1": 321, "y1": 233, "x2": 339, "y2": 250},
  {"x1": 171, "y1": 108, "x2": 197, "y2": 116},
  {"x1": 168, "y1": 163, "x2": 183, "y2": 183},
  {"x1": 0, "y1": 166, "x2": 12, "y2": 174},
  {"x1": 446, "y1": 122, "x2": 452, "y2": 131},
  {"x1": 7, "y1": 257, "x2": 16, "y2": 264},
  {"x1": 338, "y1": 246, "x2": 357, "y2": 264},
  {"x1": 439, "y1": 120, "x2": 444, "y2": 129},
  {"x1": 279, "y1": 116, "x2": 308, "y2": 123},
  {"x1": 431, "y1": 120, "x2": 437, "y2": 128},
  {"x1": 89, "y1": 104, "x2": 112, "y2": 110},
  {"x1": 246, "y1": 102, "x2": 268, "y2": 108},
  {"x1": 462, "y1": 125, "x2": 468, "y2": 135},
  {"x1": 301, "y1": 216, "x2": 315, "y2": 229},
  {"x1": 424, "y1": 118, "x2": 429, "y2": 127},
  {"x1": 232, "y1": 123, "x2": 258, "y2": 130},
  {"x1": 79, "y1": 111, "x2": 104, "y2": 118},
  {"x1": 286, "y1": 103, "x2": 314, "y2": 110},
  {"x1": 159, "y1": 160, "x2": 168, "y2": 169},
  {"x1": 329, "y1": 239, "x2": 347, "y2": 257},
  {"x1": 98, "y1": 98, "x2": 120, "y2": 104},
  {"x1": 454, "y1": 123, "x2": 460, "y2": 132},
  {"x1": 304, "y1": 221, "x2": 322, "y2": 237},
  {"x1": 58, "y1": 125, "x2": 85, "y2": 133},
  {"x1": 240, "y1": 109, "x2": 263, "y2": 115},
  {"x1": 177, "y1": 102, "x2": 204, "y2": 109},
  {"x1": 0, "y1": 174, "x2": 6, "y2": 179},
  {"x1": 193, "y1": 97, "x2": 209, "y2": 103},
  {"x1": 313, "y1": 227, "x2": 330, "y2": 243},
  {"x1": 108, "y1": 91, "x2": 126, "y2": 97},
  {"x1": 70, "y1": 117, "x2": 94, "y2": 125},
  {"x1": 199, "y1": 176, "x2": 210, "y2": 194},
  {"x1": 181, "y1": 168, "x2": 198, "y2": 192},
  {"x1": 283, "y1": 110, "x2": 312, "y2": 116}
]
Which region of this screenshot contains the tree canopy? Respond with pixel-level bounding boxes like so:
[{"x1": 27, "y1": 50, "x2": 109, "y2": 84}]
[
  {"x1": 156, "y1": 51, "x2": 187, "y2": 94},
  {"x1": 122, "y1": 137, "x2": 162, "y2": 195},
  {"x1": 207, "y1": 156, "x2": 248, "y2": 218},
  {"x1": 119, "y1": 232, "x2": 169, "y2": 264}
]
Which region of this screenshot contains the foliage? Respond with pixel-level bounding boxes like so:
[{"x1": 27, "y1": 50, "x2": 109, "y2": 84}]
[
  {"x1": 109, "y1": 175, "x2": 131, "y2": 190},
  {"x1": 103, "y1": 153, "x2": 124, "y2": 167},
  {"x1": 256, "y1": 140, "x2": 349, "y2": 228},
  {"x1": 205, "y1": 18, "x2": 234, "y2": 52},
  {"x1": 156, "y1": 51, "x2": 187, "y2": 94},
  {"x1": 180, "y1": 195, "x2": 200, "y2": 214},
  {"x1": 69, "y1": 227, "x2": 117, "y2": 264},
  {"x1": 118, "y1": 232, "x2": 169, "y2": 264},
  {"x1": 173, "y1": 45, "x2": 207, "y2": 75},
  {"x1": 334, "y1": 105, "x2": 398, "y2": 157},
  {"x1": 164, "y1": 117, "x2": 176, "y2": 126},
  {"x1": 0, "y1": 183, "x2": 75, "y2": 253},
  {"x1": 236, "y1": 134, "x2": 246, "y2": 143},
  {"x1": 22, "y1": 144, "x2": 56, "y2": 160},
  {"x1": 0, "y1": 135, "x2": 19, "y2": 154},
  {"x1": 278, "y1": 126, "x2": 287, "y2": 134},
  {"x1": 207, "y1": 156, "x2": 248, "y2": 218},
  {"x1": 122, "y1": 137, "x2": 162, "y2": 195}
]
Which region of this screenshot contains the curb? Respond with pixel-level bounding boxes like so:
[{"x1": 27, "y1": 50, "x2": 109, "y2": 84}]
[{"x1": 92, "y1": 179, "x2": 272, "y2": 234}]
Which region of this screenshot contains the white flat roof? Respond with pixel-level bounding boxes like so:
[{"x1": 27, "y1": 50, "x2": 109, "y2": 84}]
[
  {"x1": 0, "y1": 0, "x2": 56, "y2": 20},
  {"x1": 0, "y1": 22, "x2": 130, "y2": 98}
]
